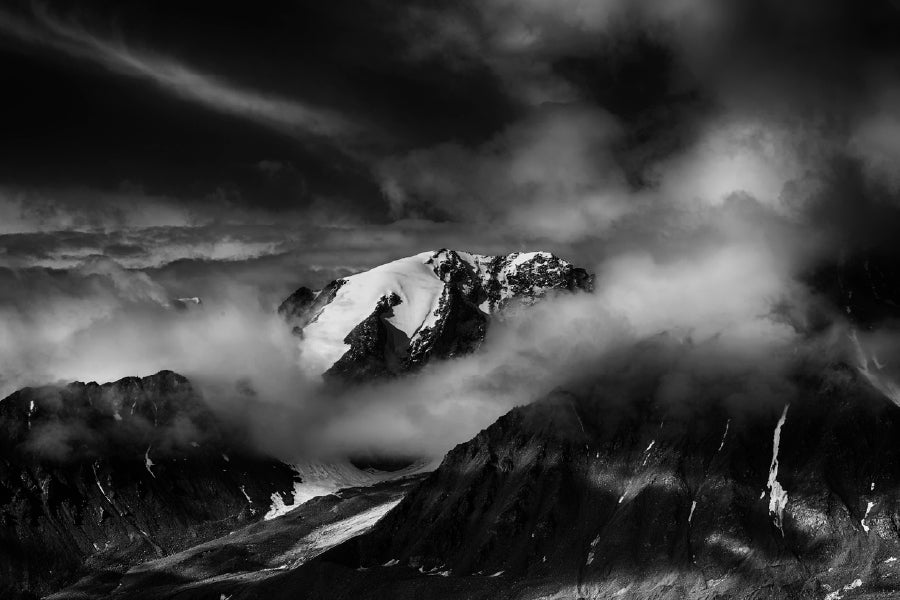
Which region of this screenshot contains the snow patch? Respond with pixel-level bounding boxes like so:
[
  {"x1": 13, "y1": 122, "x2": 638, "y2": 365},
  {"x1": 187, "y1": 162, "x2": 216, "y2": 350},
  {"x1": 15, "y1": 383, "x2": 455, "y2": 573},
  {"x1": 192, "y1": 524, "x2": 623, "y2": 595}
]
[
  {"x1": 825, "y1": 578, "x2": 863, "y2": 600},
  {"x1": 586, "y1": 534, "x2": 601, "y2": 565},
  {"x1": 264, "y1": 479, "x2": 309, "y2": 520},
  {"x1": 717, "y1": 419, "x2": 730, "y2": 453},
  {"x1": 862, "y1": 501, "x2": 875, "y2": 533},
  {"x1": 93, "y1": 466, "x2": 112, "y2": 504},
  {"x1": 509, "y1": 251, "x2": 551, "y2": 268},
  {"x1": 766, "y1": 404, "x2": 790, "y2": 535},
  {"x1": 383, "y1": 559, "x2": 400, "y2": 567},
  {"x1": 283, "y1": 499, "x2": 401, "y2": 564},
  {"x1": 288, "y1": 460, "x2": 435, "y2": 508},
  {"x1": 641, "y1": 440, "x2": 655, "y2": 466},
  {"x1": 689, "y1": 500, "x2": 697, "y2": 524},
  {"x1": 144, "y1": 447, "x2": 156, "y2": 479}
]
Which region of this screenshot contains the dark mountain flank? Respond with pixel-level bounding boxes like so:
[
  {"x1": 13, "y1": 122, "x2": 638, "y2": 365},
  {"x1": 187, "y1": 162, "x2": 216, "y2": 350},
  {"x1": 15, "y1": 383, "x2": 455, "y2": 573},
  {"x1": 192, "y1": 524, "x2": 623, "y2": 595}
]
[
  {"x1": 0, "y1": 371, "x2": 299, "y2": 599},
  {"x1": 296, "y1": 360, "x2": 900, "y2": 599}
]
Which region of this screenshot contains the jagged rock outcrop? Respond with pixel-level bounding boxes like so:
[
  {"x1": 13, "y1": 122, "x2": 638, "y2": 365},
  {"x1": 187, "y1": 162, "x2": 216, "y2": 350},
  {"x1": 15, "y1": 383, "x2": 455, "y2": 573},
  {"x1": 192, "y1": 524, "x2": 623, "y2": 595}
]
[
  {"x1": 314, "y1": 355, "x2": 900, "y2": 599},
  {"x1": 279, "y1": 249, "x2": 593, "y2": 381},
  {"x1": 0, "y1": 371, "x2": 299, "y2": 599}
]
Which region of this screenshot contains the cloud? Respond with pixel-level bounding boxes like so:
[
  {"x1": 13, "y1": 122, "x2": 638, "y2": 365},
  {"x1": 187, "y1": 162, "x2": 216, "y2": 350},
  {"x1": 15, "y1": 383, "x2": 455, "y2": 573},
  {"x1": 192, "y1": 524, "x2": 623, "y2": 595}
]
[
  {"x1": 0, "y1": 185, "x2": 200, "y2": 235},
  {"x1": 0, "y1": 4, "x2": 360, "y2": 141},
  {"x1": 850, "y1": 87, "x2": 900, "y2": 193},
  {"x1": 4, "y1": 0, "x2": 900, "y2": 464},
  {"x1": 398, "y1": 0, "x2": 719, "y2": 106},
  {"x1": 246, "y1": 238, "x2": 807, "y2": 459},
  {"x1": 0, "y1": 257, "x2": 311, "y2": 400},
  {"x1": 379, "y1": 104, "x2": 632, "y2": 239}
]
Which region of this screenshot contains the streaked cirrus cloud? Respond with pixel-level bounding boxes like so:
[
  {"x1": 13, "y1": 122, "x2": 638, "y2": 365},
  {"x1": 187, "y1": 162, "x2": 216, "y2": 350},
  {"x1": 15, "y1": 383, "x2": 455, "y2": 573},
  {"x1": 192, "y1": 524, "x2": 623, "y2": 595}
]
[{"x1": 0, "y1": 3, "x2": 362, "y2": 141}]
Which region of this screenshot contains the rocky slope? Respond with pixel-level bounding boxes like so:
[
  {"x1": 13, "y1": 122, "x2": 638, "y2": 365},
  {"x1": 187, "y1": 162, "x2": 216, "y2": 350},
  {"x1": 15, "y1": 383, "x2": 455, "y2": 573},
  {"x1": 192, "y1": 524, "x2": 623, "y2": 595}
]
[
  {"x1": 0, "y1": 371, "x2": 300, "y2": 599},
  {"x1": 47, "y1": 474, "x2": 426, "y2": 600},
  {"x1": 294, "y1": 354, "x2": 900, "y2": 599},
  {"x1": 278, "y1": 249, "x2": 593, "y2": 380}
]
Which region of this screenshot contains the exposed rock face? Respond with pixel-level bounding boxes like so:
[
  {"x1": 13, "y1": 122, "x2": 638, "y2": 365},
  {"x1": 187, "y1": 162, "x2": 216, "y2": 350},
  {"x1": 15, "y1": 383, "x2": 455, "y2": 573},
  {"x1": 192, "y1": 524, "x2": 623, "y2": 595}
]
[
  {"x1": 317, "y1": 360, "x2": 900, "y2": 599},
  {"x1": 279, "y1": 249, "x2": 593, "y2": 380},
  {"x1": 0, "y1": 371, "x2": 299, "y2": 599}
]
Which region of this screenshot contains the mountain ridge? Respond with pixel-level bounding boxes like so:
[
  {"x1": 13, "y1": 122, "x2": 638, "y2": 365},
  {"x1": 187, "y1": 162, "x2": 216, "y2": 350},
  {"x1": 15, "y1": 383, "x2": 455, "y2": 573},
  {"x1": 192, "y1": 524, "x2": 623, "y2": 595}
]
[
  {"x1": 304, "y1": 357, "x2": 900, "y2": 599},
  {"x1": 0, "y1": 371, "x2": 300, "y2": 599},
  {"x1": 279, "y1": 249, "x2": 594, "y2": 380}
]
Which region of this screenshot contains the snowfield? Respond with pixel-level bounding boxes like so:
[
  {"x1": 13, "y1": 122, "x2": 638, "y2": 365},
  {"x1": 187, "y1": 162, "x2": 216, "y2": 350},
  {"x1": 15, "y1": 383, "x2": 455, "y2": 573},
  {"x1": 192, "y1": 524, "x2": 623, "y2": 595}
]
[{"x1": 298, "y1": 252, "x2": 445, "y2": 377}]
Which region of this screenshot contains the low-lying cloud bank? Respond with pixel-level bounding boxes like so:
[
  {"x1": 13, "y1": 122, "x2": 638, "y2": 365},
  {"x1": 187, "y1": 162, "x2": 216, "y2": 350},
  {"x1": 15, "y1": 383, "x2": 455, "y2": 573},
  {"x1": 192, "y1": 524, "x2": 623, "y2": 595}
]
[{"x1": 0, "y1": 208, "x2": 863, "y2": 461}]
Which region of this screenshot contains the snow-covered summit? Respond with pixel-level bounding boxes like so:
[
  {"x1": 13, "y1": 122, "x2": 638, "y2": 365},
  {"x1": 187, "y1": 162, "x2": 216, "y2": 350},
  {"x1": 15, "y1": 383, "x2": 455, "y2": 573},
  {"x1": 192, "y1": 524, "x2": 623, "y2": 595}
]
[{"x1": 279, "y1": 249, "x2": 593, "y2": 380}]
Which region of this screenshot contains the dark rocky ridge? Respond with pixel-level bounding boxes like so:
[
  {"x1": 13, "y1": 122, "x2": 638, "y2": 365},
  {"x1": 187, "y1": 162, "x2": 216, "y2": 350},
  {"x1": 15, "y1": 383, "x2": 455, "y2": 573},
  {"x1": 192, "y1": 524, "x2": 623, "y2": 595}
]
[
  {"x1": 0, "y1": 371, "x2": 299, "y2": 599},
  {"x1": 278, "y1": 279, "x2": 346, "y2": 336},
  {"x1": 303, "y1": 356, "x2": 900, "y2": 599},
  {"x1": 279, "y1": 249, "x2": 594, "y2": 381}
]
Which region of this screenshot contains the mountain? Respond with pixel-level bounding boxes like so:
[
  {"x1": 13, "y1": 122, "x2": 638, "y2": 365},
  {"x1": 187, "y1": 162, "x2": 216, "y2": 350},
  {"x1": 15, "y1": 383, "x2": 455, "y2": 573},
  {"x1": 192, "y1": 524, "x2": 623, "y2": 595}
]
[
  {"x1": 46, "y1": 358, "x2": 900, "y2": 600},
  {"x1": 275, "y1": 355, "x2": 900, "y2": 599},
  {"x1": 278, "y1": 249, "x2": 593, "y2": 380},
  {"x1": 0, "y1": 371, "x2": 300, "y2": 599}
]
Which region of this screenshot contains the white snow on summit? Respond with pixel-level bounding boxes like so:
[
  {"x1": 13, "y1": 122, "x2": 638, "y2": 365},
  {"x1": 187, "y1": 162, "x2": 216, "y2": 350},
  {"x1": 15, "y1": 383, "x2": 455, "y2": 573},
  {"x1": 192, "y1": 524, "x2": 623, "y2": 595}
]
[
  {"x1": 298, "y1": 252, "x2": 444, "y2": 377},
  {"x1": 290, "y1": 249, "x2": 583, "y2": 377}
]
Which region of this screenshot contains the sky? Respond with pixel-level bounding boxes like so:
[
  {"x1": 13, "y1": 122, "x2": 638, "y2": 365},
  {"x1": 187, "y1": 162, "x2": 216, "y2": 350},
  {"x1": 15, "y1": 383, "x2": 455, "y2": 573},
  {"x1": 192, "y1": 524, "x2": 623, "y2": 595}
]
[{"x1": 4, "y1": 0, "x2": 900, "y2": 459}]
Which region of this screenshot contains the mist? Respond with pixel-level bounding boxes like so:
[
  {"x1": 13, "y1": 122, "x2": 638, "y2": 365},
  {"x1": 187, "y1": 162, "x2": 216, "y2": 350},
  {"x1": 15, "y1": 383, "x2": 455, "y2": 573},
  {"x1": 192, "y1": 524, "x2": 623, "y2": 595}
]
[{"x1": 4, "y1": 0, "x2": 900, "y2": 461}]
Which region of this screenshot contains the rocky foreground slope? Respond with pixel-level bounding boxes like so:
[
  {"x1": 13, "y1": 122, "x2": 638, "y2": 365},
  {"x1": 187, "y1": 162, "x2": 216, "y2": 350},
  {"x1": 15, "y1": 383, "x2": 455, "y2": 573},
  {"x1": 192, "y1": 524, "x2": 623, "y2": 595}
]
[
  {"x1": 0, "y1": 371, "x2": 300, "y2": 599},
  {"x1": 279, "y1": 249, "x2": 593, "y2": 380},
  {"x1": 239, "y1": 353, "x2": 900, "y2": 599},
  {"x1": 96, "y1": 351, "x2": 900, "y2": 599}
]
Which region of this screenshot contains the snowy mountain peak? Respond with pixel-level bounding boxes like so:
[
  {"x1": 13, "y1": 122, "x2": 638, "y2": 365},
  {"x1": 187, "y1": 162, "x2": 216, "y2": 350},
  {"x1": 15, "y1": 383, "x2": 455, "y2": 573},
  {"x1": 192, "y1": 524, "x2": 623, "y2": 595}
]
[{"x1": 279, "y1": 249, "x2": 592, "y2": 380}]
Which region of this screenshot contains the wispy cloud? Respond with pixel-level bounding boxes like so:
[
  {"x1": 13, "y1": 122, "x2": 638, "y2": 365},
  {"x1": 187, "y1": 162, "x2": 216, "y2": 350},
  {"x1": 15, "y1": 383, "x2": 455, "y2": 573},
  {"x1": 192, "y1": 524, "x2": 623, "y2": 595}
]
[{"x1": 0, "y1": 4, "x2": 359, "y2": 140}]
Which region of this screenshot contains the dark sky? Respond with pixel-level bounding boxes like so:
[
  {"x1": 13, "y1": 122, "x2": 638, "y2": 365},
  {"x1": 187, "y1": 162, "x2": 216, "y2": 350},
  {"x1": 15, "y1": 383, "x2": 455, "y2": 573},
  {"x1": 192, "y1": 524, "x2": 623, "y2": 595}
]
[
  {"x1": 0, "y1": 0, "x2": 516, "y2": 220},
  {"x1": 3, "y1": 0, "x2": 899, "y2": 270},
  {"x1": 4, "y1": 0, "x2": 900, "y2": 406}
]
